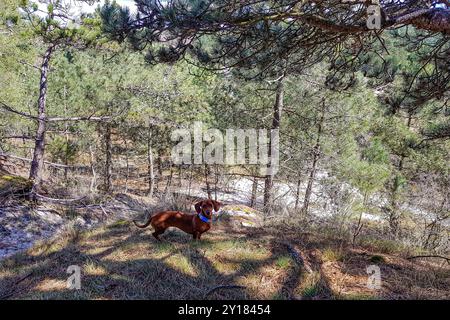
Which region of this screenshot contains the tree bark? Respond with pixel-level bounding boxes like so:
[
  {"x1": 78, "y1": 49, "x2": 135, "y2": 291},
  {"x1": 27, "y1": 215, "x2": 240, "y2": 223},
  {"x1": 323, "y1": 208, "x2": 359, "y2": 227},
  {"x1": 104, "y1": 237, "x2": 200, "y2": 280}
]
[
  {"x1": 63, "y1": 85, "x2": 69, "y2": 182},
  {"x1": 89, "y1": 145, "x2": 97, "y2": 193},
  {"x1": 250, "y1": 176, "x2": 258, "y2": 208},
  {"x1": 389, "y1": 113, "x2": 412, "y2": 236},
  {"x1": 301, "y1": 99, "x2": 325, "y2": 215},
  {"x1": 29, "y1": 45, "x2": 54, "y2": 200},
  {"x1": 124, "y1": 136, "x2": 129, "y2": 193},
  {"x1": 102, "y1": 122, "x2": 112, "y2": 193},
  {"x1": 294, "y1": 177, "x2": 302, "y2": 210},
  {"x1": 214, "y1": 165, "x2": 219, "y2": 201},
  {"x1": 263, "y1": 71, "x2": 285, "y2": 214},
  {"x1": 163, "y1": 163, "x2": 173, "y2": 199},
  {"x1": 147, "y1": 127, "x2": 155, "y2": 198},
  {"x1": 188, "y1": 165, "x2": 193, "y2": 196},
  {"x1": 156, "y1": 154, "x2": 163, "y2": 176},
  {"x1": 353, "y1": 192, "x2": 367, "y2": 245},
  {"x1": 178, "y1": 165, "x2": 183, "y2": 187},
  {"x1": 155, "y1": 151, "x2": 163, "y2": 193},
  {"x1": 205, "y1": 164, "x2": 212, "y2": 199}
]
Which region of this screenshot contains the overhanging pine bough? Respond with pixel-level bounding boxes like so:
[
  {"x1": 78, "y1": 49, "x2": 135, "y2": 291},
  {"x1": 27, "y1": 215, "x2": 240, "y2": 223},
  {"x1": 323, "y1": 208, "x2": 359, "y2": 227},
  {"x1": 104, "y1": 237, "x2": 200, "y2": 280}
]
[{"x1": 101, "y1": 0, "x2": 450, "y2": 66}]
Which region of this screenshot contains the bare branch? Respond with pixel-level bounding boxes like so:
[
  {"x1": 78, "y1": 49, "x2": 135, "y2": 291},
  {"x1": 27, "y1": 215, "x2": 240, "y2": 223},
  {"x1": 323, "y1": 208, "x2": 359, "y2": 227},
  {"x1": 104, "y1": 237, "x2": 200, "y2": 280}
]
[
  {"x1": 47, "y1": 115, "x2": 112, "y2": 122},
  {"x1": 0, "y1": 153, "x2": 89, "y2": 170},
  {"x1": 407, "y1": 255, "x2": 450, "y2": 263},
  {"x1": 203, "y1": 285, "x2": 245, "y2": 299},
  {"x1": 0, "y1": 101, "x2": 39, "y2": 121},
  {"x1": 34, "y1": 193, "x2": 88, "y2": 205}
]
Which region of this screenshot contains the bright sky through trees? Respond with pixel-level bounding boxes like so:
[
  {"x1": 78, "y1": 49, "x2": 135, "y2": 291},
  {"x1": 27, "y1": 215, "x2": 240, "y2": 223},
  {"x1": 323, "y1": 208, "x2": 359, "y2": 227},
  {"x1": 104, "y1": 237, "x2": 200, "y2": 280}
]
[{"x1": 33, "y1": 0, "x2": 137, "y2": 18}]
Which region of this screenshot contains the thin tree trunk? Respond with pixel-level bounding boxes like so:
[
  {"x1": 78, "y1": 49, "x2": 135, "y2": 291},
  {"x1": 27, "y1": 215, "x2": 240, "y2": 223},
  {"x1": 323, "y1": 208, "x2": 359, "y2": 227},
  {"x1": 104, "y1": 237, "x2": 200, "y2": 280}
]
[
  {"x1": 389, "y1": 113, "x2": 412, "y2": 236},
  {"x1": 188, "y1": 165, "x2": 193, "y2": 197},
  {"x1": 29, "y1": 45, "x2": 54, "y2": 200},
  {"x1": 302, "y1": 99, "x2": 325, "y2": 215},
  {"x1": 63, "y1": 85, "x2": 69, "y2": 182},
  {"x1": 353, "y1": 192, "x2": 367, "y2": 245},
  {"x1": 103, "y1": 122, "x2": 112, "y2": 193},
  {"x1": 147, "y1": 131, "x2": 155, "y2": 198},
  {"x1": 156, "y1": 153, "x2": 163, "y2": 176},
  {"x1": 294, "y1": 177, "x2": 302, "y2": 210},
  {"x1": 250, "y1": 176, "x2": 258, "y2": 208},
  {"x1": 389, "y1": 162, "x2": 403, "y2": 237},
  {"x1": 205, "y1": 164, "x2": 212, "y2": 199},
  {"x1": 154, "y1": 151, "x2": 162, "y2": 193},
  {"x1": 63, "y1": 146, "x2": 69, "y2": 181},
  {"x1": 163, "y1": 163, "x2": 173, "y2": 198},
  {"x1": 22, "y1": 128, "x2": 28, "y2": 158},
  {"x1": 178, "y1": 165, "x2": 183, "y2": 187},
  {"x1": 263, "y1": 70, "x2": 285, "y2": 214},
  {"x1": 147, "y1": 152, "x2": 155, "y2": 196},
  {"x1": 124, "y1": 137, "x2": 129, "y2": 193},
  {"x1": 89, "y1": 145, "x2": 97, "y2": 193},
  {"x1": 214, "y1": 165, "x2": 219, "y2": 201}
]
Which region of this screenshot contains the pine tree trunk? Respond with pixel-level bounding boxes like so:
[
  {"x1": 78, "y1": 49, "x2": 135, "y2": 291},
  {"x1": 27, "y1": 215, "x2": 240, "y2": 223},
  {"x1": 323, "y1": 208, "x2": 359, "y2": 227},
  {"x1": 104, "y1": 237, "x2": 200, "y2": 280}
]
[
  {"x1": 188, "y1": 165, "x2": 193, "y2": 197},
  {"x1": 155, "y1": 153, "x2": 163, "y2": 193},
  {"x1": 214, "y1": 165, "x2": 219, "y2": 201},
  {"x1": 302, "y1": 99, "x2": 325, "y2": 215},
  {"x1": 353, "y1": 192, "x2": 368, "y2": 245},
  {"x1": 89, "y1": 145, "x2": 97, "y2": 193},
  {"x1": 147, "y1": 137, "x2": 155, "y2": 198},
  {"x1": 389, "y1": 155, "x2": 404, "y2": 236},
  {"x1": 103, "y1": 123, "x2": 112, "y2": 193},
  {"x1": 156, "y1": 152, "x2": 163, "y2": 176},
  {"x1": 178, "y1": 166, "x2": 183, "y2": 187},
  {"x1": 62, "y1": 85, "x2": 69, "y2": 182},
  {"x1": 29, "y1": 45, "x2": 54, "y2": 200},
  {"x1": 163, "y1": 163, "x2": 173, "y2": 199},
  {"x1": 294, "y1": 177, "x2": 302, "y2": 210},
  {"x1": 146, "y1": 126, "x2": 155, "y2": 198},
  {"x1": 263, "y1": 71, "x2": 285, "y2": 215},
  {"x1": 205, "y1": 164, "x2": 212, "y2": 199},
  {"x1": 124, "y1": 137, "x2": 129, "y2": 193},
  {"x1": 389, "y1": 113, "x2": 412, "y2": 236},
  {"x1": 250, "y1": 176, "x2": 258, "y2": 208}
]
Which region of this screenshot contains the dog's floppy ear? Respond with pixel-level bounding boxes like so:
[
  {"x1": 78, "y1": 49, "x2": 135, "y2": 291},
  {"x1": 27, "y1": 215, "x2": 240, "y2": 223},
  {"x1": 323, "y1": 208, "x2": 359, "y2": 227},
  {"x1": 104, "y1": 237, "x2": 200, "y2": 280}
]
[
  {"x1": 195, "y1": 201, "x2": 203, "y2": 214},
  {"x1": 212, "y1": 200, "x2": 222, "y2": 212}
]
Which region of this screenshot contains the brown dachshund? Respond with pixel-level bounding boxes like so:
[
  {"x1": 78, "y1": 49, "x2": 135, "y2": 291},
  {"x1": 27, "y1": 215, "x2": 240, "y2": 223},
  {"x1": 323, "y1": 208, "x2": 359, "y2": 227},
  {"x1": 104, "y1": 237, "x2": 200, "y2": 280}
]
[{"x1": 133, "y1": 199, "x2": 222, "y2": 240}]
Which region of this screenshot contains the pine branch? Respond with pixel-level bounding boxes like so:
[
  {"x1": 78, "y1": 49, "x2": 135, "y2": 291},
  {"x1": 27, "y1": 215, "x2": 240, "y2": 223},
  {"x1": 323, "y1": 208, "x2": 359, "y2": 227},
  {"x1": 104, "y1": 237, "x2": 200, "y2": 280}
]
[
  {"x1": 47, "y1": 115, "x2": 112, "y2": 122},
  {"x1": 0, "y1": 101, "x2": 39, "y2": 121}
]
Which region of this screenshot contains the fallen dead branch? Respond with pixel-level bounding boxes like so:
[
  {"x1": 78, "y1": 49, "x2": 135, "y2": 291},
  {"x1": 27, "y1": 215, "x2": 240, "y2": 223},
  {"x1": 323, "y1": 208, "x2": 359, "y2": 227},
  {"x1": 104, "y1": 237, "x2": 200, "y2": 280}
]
[
  {"x1": 0, "y1": 153, "x2": 89, "y2": 171},
  {"x1": 34, "y1": 193, "x2": 88, "y2": 205},
  {"x1": 282, "y1": 242, "x2": 313, "y2": 273},
  {"x1": 0, "y1": 272, "x2": 33, "y2": 300},
  {"x1": 14, "y1": 272, "x2": 33, "y2": 285},
  {"x1": 99, "y1": 204, "x2": 109, "y2": 218},
  {"x1": 407, "y1": 255, "x2": 450, "y2": 264},
  {"x1": 0, "y1": 291, "x2": 16, "y2": 300},
  {"x1": 203, "y1": 285, "x2": 245, "y2": 299}
]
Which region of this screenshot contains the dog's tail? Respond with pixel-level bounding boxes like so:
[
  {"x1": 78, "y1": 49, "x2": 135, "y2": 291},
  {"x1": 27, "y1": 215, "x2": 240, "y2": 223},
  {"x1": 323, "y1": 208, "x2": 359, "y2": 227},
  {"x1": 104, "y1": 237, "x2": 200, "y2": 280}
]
[{"x1": 133, "y1": 215, "x2": 153, "y2": 228}]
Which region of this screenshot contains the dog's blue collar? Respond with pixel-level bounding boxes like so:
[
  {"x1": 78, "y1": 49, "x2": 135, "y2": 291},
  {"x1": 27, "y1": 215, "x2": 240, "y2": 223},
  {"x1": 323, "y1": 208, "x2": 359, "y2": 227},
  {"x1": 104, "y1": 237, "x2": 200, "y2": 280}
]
[{"x1": 198, "y1": 213, "x2": 211, "y2": 223}]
